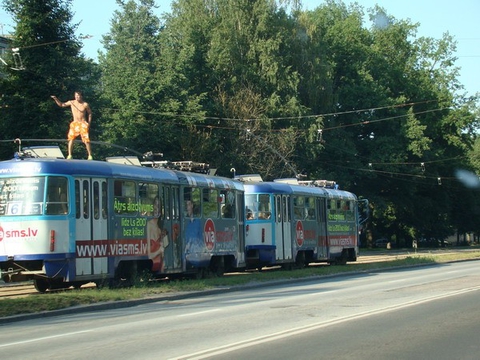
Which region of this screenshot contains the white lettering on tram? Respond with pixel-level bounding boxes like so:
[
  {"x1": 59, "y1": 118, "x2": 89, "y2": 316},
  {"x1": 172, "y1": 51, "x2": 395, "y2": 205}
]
[{"x1": 76, "y1": 240, "x2": 148, "y2": 258}]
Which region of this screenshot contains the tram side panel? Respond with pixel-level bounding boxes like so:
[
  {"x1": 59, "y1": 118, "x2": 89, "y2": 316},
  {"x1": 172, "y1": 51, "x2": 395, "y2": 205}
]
[
  {"x1": 106, "y1": 179, "x2": 185, "y2": 280},
  {"x1": 181, "y1": 181, "x2": 244, "y2": 274},
  {"x1": 293, "y1": 192, "x2": 332, "y2": 265},
  {"x1": 75, "y1": 174, "x2": 246, "y2": 282},
  {"x1": 72, "y1": 177, "x2": 181, "y2": 283}
]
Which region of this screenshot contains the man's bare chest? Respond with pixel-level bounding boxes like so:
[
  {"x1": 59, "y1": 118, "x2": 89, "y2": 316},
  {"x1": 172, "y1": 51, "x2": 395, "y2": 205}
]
[{"x1": 72, "y1": 101, "x2": 88, "y2": 112}]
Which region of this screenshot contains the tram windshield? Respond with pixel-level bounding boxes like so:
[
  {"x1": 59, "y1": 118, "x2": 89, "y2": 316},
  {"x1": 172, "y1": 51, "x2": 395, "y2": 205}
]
[{"x1": 0, "y1": 176, "x2": 68, "y2": 216}]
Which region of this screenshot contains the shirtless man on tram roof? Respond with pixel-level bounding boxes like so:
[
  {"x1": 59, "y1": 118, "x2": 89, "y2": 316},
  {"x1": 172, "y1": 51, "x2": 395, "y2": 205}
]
[{"x1": 51, "y1": 90, "x2": 93, "y2": 160}]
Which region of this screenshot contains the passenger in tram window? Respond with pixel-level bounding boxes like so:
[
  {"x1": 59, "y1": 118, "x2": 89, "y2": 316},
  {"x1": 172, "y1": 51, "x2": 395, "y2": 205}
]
[
  {"x1": 294, "y1": 207, "x2": 303, "y2": 220},
  {"x1": 222, "y1": 203, "x2": 233, "y2": 218},
  {"x1": 258, "y1": 212, "x2": 271, "y2": 220},
  {"x1": 307, "y1": 208, "x2": 315, "y2": 220},
  {"x1": 246, "y1": 208, "x2": 254, "y2": 220}
]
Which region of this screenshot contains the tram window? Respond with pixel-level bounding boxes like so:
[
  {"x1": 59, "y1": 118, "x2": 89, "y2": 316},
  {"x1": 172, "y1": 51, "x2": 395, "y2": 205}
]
[
  {"x1": 306, "y1": 196, "x2": 316, "y2": 220},
  {"x1": 114, "y1": 180, "x2": 136, "y2": 214},
  {"x1": 94, "y1": 181, "x2": 100, "y2": 219},
  {"x1": 328, "y1": 199, "x2": 335, "y2": 210},
  {"x1": 83, "y1": 180, "x2": 89, "y2": 219},
  {"x1": 244, "y1": 194, "x2": 271, "y2": 220},
  {"x1": 202, "y1": 188, "x2": 218, "y2": 218},
  {"x1": 0, "y1": 177, "x2": 45, "y2": 216},
  {"x1": 157, "y1": 186, "x2": 163, "y2": 219},
  {"x1": 345, "y1": 200, "x2": 355, "y2": 221},
  {"x1": 184, "y1": 187, "x2": 200, "y2": 218},
  {"x1": 283, "y1": 196, "x2": 289, "y2": 222},
  {"x1": 245, "y1": 194, "x2": 256, "y2": 220},
  {"x1": 101, "y1": 182, "x2": 107, "y2": 219},
  {"x1": 75, "y1": 180, "x2": 80, "y2": 219},
  {"x1": 139, "y1": 182, "x2": 148, "y2": 213},
  {"x1": 275, "y1": 196, "x2": 281, "y2": 222},
  {"x1": 257, "y1": 194, "x2": 271, "y2": 219},
  {"x1": 221, "y1": 190, "x2": 235, "y2": 219},
  {"x1": 164, "y1": 187, "x2": 171, "y2": 220},
  {"x1": 318, "y1": 198, "x2": 326, "y2": 223},
  {"x1": 172, "y1": 187, "x2": 180, "y2": 220},
  {"x1": 139, "y1": 182, "x2": 158, "y2": 216},
  {"x1": 293, "y1": 196, "x2": 305, "y2": 220},
  {"x1": 46, "y1": 177, "x2": 68, "y2": 215}
]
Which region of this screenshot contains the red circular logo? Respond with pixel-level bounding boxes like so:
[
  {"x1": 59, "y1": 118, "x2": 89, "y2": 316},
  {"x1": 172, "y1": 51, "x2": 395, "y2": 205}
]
[
  {"x1": 296, "y1": 221, "x2": 304, "y2": 247},
  {"x1": 0, "y1": 226, "x2": 4, "y2": 242},
  {"x1": 204, "y1": 218, "x2": 216, "y2": 251}
]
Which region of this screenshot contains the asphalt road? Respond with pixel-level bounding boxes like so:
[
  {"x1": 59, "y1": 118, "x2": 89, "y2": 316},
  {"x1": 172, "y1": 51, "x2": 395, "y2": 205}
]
[{"x1": 1, "y1": 260, "x2": 479, "y2": 359}]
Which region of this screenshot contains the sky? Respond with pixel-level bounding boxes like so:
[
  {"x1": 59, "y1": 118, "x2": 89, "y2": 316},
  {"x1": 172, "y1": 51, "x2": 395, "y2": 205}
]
[{"x1": 0, "y1": 0, "x2": 479, "y2": 97}]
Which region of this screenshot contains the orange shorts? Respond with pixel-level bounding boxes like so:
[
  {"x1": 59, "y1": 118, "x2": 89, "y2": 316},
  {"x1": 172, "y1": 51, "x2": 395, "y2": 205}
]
[{"x1": 67, "y1": 121, "x2": 90, "y2": 143}]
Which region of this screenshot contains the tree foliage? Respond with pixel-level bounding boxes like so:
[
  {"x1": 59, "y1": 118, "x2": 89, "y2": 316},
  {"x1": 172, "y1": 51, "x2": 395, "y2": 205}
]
[{"x1": 0, "y1": 0, "x2": 98, "y2": 158}]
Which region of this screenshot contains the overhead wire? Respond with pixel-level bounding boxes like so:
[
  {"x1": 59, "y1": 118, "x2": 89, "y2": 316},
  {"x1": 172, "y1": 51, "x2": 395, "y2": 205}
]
[{"x1": 100, "y1": 99, "x2": 444, "y2": 123}]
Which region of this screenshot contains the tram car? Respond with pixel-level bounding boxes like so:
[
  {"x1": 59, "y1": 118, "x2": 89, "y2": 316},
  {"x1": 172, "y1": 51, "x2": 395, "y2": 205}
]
[
  {"x1": 239, "y1": 175, "x2": 362, "y2": 269},
  {"x1": 0, "y1": 147, "x2": 245, "y2": 291}
]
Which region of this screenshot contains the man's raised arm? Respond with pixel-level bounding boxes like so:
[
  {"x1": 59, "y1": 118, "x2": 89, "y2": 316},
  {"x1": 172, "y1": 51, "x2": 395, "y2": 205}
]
[{"x1": 51, "y1": 95, "x2": 70, "y2": 108}]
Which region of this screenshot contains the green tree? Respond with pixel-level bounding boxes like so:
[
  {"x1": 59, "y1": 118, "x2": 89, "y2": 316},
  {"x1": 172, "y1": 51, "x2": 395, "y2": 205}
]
[
  {"x1": 0, "y1": 0, "x2": 98, "y2": 159},
  {"x1": 292, "y1": 2, "x2": 479, "y2": 244},
  {"x1": 98, "y1": 0, "x2": 206, "y2": 160},
  {"x1": 161, "y1": 0, "x2": 307, "y2": 177}
]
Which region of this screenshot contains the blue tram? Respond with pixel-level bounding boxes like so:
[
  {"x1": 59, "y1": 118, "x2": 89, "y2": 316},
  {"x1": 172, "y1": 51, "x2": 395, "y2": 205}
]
[
  {"x1": 0, "y1": 147, "x2": 367, "y2": 292},
  {"x1": 241, "y1": 177, "x2": 361, "y2": 269},
  {"x1": 0, "y1": 155, "x2": 244, "y2": 291}
]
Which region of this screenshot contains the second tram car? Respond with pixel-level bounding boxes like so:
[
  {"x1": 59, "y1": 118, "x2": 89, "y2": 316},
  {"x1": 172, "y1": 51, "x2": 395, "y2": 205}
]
[{"x1": 241, "y1": 177, "x2": 361, "y2": 269}]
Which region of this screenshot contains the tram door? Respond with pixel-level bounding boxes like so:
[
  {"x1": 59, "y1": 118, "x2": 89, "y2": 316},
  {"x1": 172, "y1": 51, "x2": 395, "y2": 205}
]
[
  {"x1": 75, "y1": 178, "x2": 108, "y2": 277},
  {"x1": 317, "y1": 197, "x2": 328, "y2": 259},
  {"x1": 237, "y1": 191, "x2": 245, "y2": 265},
  {"x1": 274, "y1": 194, "x2": 292, "y2": 261},
  {"x1": 162, "y1": 185, "x2": 182, "y2": 271}
]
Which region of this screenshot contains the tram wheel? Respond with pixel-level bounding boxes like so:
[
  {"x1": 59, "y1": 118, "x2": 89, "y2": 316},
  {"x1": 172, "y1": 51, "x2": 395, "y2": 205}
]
[
  {"x1": 210, "y1": 257, "x2": 225, "y2": 277},
  {"x1": 34, "y1": 279, "x2": 49, "y2": 293},
  {"x1": 190, "y1": 268, "x2": 205, "y2": 280},
  {"x1": 334, "y1": 251, "x2": 348, "y2": 265},
  {"x1": 112, "y1": 261, "x2": 138, "y2": 288},
  {"x1": 295, "y1": 252, "x2": 306, "y2": 269}
]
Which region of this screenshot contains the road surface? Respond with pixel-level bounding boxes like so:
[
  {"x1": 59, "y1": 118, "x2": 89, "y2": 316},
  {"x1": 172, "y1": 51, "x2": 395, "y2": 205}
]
[{"x1": 1, "y1": 260, "x2": 479, "y2": 359}]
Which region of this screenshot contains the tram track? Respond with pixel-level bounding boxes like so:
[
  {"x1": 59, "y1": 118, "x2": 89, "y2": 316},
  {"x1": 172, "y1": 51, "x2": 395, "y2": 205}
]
[
  {"x1": 0, "y1": 283, "x2": 38, "y2": 298},
  {"x1": 0, "y1": 249, "x2": 477, "y2": 298},
  {"x1": 0, "y1": 281, "x2": 96, "y2": 299}
]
